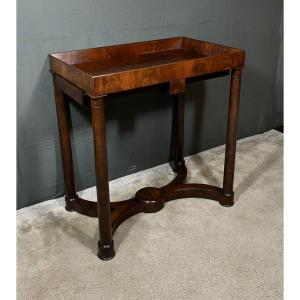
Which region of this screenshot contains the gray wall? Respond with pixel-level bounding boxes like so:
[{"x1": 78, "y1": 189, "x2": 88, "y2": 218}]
[
  {"x1": 17, "y1": 0, "x2": 283, "y2": 208},
  {"x1": 273, "y1": 17, "x2": 283, "y2": 128}
]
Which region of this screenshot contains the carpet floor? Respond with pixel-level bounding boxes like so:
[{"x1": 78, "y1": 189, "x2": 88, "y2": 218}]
[{"x1": 17, "y1": 130, "x2": 283, "y2": 300}]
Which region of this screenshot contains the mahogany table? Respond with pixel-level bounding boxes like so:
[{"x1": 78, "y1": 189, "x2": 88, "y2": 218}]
[{"x1": 49, "y1": 37, "x2": 245, "y2": 260}]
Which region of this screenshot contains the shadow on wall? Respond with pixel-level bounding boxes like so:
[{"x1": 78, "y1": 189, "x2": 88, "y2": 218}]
[
  {"x1": 51, "y1": 76, "x2": 212, "y2": 202},
  {"x1": 18, "y1": 59, "x2": 64, "y2": 208},
  {"x1": 67, "y1": 82, "x2": 206, "y2": 174}
]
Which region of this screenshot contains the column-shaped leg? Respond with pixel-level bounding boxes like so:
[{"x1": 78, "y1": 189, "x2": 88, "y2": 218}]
[
  {"x1": 220, "y1": 68, "x2": 242, "y2": 207},
  {"x1": 169, "y1": 79, "x2": 186, "y2": 172},
  {"x1": 174, "y1": 93, "x2": 185, "y2": 170},
  {"x1": 169, "y1": 95, "x2": 178, "y2": 170},
  {"x1": 91, "y1": 96, "x2": 115, "y2": 260},
  {"x1": 53, "y1": 81, "x2": 78, "y2": 211}
]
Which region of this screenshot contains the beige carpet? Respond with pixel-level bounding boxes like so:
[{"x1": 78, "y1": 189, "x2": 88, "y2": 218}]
[{"x1": 17, "y1": 130, "x2": 283, "y2": 300}]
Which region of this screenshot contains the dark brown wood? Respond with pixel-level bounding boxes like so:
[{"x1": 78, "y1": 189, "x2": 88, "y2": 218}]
[
  {"x1": 175, "y1": 92, "x2": 185, "y2": 170},
  {"x1": 65, "y1": 196, "x2": 98, "y2": 218},
  {"x1": 53, "y1": 80, "x2": 78, "y2": 210},
  {"x1": 53, "y1": 74, "x2": 85, "y2": 105},
  {"x1": 91, "y1": 97, "x2": 115, "y2": 260},
  {"x1": 169, "y1": 96, "x2": 178, "y2": 171},
  {"x1": 49, "y1": 37, "x2": 245, "y2": 97},
  {"x1": 62, "y1": 165, "x2": 222, "y2": 230},
  {"x1": 221, "y1": 68, "x2": 242, "y2": 206},
  {"x1": 49, "y1": 37, "x2": 245, "y2": 260},
  {"x1": 169, "y1": 79, "x2": 185, "y2": 95},
  {"x1": 169, "y1": 83, "x2": 186, "y2": 173}
]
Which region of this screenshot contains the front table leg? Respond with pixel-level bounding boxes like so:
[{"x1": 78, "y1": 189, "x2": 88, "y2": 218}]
[
  {"x1": 90, "y1": 96, "x2": 115, "y2": 260},
  {"x1": 220, "y1": 68, "x2": 242, "y2": 206}
]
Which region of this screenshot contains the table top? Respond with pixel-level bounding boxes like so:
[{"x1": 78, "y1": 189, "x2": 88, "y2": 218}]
[{"x1": 49, "y1": 37, "x2": 245, "y2": 97}]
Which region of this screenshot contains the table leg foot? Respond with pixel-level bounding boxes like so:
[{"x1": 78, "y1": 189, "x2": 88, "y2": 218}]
[
  {"x1": 64, "y1": 195, "x2": 78, "y2": 212},
  {"x1": 219, "y1": 192, "x2": 234, "y2": 207},
  {"x1": 98, "y1": 240, "x2": 115, "y2": 261}
]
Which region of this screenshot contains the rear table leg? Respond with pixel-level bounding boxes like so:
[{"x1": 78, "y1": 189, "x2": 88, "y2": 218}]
[
  {"x1": 170, "y1": 79, "x2": 186, "y2": 172},
  {"x1": 220, "y1": 68, "x2": 242, "y2": 207}
]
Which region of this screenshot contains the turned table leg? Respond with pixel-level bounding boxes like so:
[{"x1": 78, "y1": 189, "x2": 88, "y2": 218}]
[
  {"x1": 221, "y1": 68, "x2": 242, "y2": 206},
  {"x1": 53, "y1": 81, "x2": 78, "y2": 210},
  {"x1": 90, "y1": 97, "x2": 115, "y2": 260}
]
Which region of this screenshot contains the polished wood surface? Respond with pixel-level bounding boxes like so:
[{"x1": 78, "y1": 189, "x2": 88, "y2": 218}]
[
  {"x1": 53, "y1": 74, "x2": 85, "y2": 106},
  {"x1": 221, "y1": 69, "x2": 242, "y2": 206},
  {"x1": 53, "y1": 82, "x2": 78, "y2": 210},
  {"x1": 91, "y1": 97, "x2": 115, "y2": 260},
  {"x1": 50, "y1": 37, "x2": 245, "y2": 260},
  {"x1": 49, "y1": 37, "x2": 245, "y2": 96}
]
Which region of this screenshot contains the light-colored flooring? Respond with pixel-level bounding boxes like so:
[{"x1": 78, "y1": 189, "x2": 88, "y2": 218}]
[{"x1": 17, "y1": 130, "x2": 283, "y2": 300}]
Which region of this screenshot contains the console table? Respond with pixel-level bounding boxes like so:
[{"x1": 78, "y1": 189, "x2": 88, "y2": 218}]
[{"x1": 49, "y1": 37, "x2": 245, "y2": 260}]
